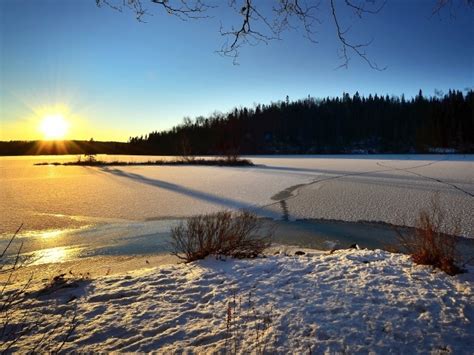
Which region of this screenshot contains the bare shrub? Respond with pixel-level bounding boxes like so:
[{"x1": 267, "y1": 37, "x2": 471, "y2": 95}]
[
  {"x1": 84, "y1": 153, "x2": 97, "y2": 163},
  {"x1": 170, "y1": 211, "x2": 271, "y2": 262},
  {"x1": 179, "y1": 135, "x2": 195, "y2": 163},
  {"x1": 222, "y1": 148, "x2": 241, "y2": 164},
  {"x1": 395, "y1": 199, "x2": 462, "y2": 275}
]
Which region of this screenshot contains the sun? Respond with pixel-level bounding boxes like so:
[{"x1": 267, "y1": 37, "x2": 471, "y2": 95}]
[{"x1": 39, "y1": 114, "x2": 69, "y2": 139}]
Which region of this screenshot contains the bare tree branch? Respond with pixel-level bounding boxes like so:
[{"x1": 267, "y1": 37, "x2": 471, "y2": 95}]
[
  {"x1": 217, "y1": 0, "x2": 281, "y2": 63},
  {"x1": 344, "y1": 0, "x2": 387, "y2": 17},
  {"x1": 432, "y1": 0, "x2": 474, "y2": 16},
  {"x1": 96, "y1": 0, "x2": 472, "y2": 69},
  {"x1": 96, "y1": 0, "x2": 211, "y2": 22},
  {"x1": 150, "y1": 0, "x2": 212, "y2": 20},
  {"x1": 330, "y1": 0, "x2": 386, "y2": 70}
]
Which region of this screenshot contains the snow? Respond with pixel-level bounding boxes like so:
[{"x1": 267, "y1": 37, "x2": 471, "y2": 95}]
[
  {"x1": 1, "y1": 155, "x2": 473, "y2": 239},
  {"x1": 7, "y1": 248, "x2": 474, "y2": 353},
  {"x1": 254, "y1": 156, "x2": 474, "y2": 236}
]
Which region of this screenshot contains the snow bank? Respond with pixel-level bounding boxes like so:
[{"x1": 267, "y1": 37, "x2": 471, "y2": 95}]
[{"x1": 10, "y1": 249, "x2": 473, "y2": 353}]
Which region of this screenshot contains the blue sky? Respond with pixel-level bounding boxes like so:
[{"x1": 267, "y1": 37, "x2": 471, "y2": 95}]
[{"x1": 1, "y1": 0, "x2": 473, "y2": 141}]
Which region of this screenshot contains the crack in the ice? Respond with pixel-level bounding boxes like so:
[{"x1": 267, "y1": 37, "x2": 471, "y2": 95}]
[
  {"x1": 261, "y1": 166, "x2": 398, "y2": 219},
  {"x1": 376, "y1": 161, "x2": 473, "y2": 199},
  {"x1": 261, "y1": 158, "x2": 471, "y2": 220}
]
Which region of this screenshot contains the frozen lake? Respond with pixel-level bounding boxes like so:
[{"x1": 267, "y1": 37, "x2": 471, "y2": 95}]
[{"x1": 1, "y1": 154, "x2": 473, "y2": 263}]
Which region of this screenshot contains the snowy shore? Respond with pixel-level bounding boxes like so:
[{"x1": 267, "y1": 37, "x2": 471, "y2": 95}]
[{"x1": 8, "y1": 248, "x2": 473, "y2": 353}]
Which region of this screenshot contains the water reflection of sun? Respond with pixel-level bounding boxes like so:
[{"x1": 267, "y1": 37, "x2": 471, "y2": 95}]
[
  {"x1": 32, "y1": 246, "x2": 80, "y2": 265},
  {"x1": 38, "y1": 229, "x2": 64, "y2": 239}
]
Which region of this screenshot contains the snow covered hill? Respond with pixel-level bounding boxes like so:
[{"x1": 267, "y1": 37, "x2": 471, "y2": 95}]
[{"x1": 8, "y1": 248, "x2": 473, "y2": 353}]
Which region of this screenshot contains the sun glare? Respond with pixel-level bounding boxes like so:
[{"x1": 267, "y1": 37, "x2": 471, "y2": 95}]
[{"x1": 40, "y1": 114, "x2": 69, "y2": 139}]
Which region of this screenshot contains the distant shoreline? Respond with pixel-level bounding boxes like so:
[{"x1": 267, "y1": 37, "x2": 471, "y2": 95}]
[{"x1": 1, "y1": 139, "x2": 472, "y2": 157}]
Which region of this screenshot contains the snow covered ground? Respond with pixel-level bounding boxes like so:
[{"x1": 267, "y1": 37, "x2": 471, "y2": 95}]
[
  {"x1": 7, "y1": 248, "x2": 473, "y2": 353},
  {"x1": 1, "y1": 154, "x2": 473, "y2": 240},
  {"x1": 256, "y1": 156, "x2": 474, "y2": 236}
]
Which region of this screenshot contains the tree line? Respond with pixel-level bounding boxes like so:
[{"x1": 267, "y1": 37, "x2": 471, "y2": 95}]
[{"x1": 129, "y1": 89, "x2": 473, "y2": 155}]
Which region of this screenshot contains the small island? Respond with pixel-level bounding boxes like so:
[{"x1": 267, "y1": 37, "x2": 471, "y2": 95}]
[{"x1": 34, "y1": 156, "x2": 254, "y2": 167}]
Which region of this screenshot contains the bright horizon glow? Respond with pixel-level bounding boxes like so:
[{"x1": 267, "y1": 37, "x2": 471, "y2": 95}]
[{"x1": 39, "y1": 114, "x2": 69, "y2": 140}]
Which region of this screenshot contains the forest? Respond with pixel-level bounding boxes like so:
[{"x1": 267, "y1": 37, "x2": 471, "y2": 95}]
[
  {"x1": 129, "y1": 89, "x2": 473, "y2": 155},
  {"x1": 1, "y1": 89, "x2": 473, "y2": 156}
]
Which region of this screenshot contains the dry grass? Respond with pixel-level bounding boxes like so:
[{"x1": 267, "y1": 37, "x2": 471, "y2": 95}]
[
  {"x1": 170, "y1": 211, "x2": 271, "y2": 262},
  {"x1": 0, "y1": 226, "x2": 82, "y2": 352},
  {"x1": 395, "y1": 199, "x2": 463, "y2": 275},
  {"x1": 224, "y1": 287, "x2": 275, "y2": 354}
]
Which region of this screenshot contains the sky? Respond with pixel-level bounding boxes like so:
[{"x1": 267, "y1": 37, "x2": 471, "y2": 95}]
[{"x1": 1, "y1": 0, "x2": 473, "y2": 141}]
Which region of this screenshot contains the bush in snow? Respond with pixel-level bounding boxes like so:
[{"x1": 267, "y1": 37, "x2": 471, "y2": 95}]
[
  {"x1": 396, "y1": 199, "x2": 462, "y2": 275},
  {"x1": 170, "y1": 211, "x2": 271, "y2": 262}
]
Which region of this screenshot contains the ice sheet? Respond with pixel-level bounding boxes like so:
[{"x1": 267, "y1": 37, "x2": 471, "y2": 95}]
[{"x1": 1, "y1": 154, "x2": 473, "y2": 237}]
